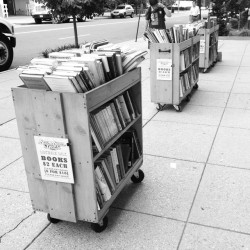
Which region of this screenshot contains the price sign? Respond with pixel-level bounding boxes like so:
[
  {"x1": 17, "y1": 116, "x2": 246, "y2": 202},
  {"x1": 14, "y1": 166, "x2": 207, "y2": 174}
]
[
  {"x1": 200, "y1": 40, "x2": 205, "y2": 53},
  {"x1": 34, "y1": 136, "x2": 74, "y2": 184},
  {"x1": 156, "y1": 59, "x2": 172, "y2": 80}
]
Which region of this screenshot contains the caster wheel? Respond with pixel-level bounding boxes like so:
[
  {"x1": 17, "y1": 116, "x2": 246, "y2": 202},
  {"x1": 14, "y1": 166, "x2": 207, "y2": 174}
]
[
  {"x1": 156, "y1": 104, "x2": 165, "y2": 111},
  {"x1": 173, "y1": 105, "x2": 182, "y2": 112},
  {"x1": 186, "y1": 94, "x2": 191, "y2": 102},
  {"x1": 91, "y1": 216, "x2": 108, "y2": 233},
  {"x1": 47, "y1": 214, "x2": 60, "y2": 224},
  {"x1": 131, "y1": 169, "x2": 144, "y2": 183},
  {"x1": 193, "y1": 83, "x2": 199, "y2": 90}
]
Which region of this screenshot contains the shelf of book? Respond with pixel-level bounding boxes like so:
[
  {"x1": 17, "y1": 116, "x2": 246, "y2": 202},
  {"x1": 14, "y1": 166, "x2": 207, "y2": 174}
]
[
  {"x1": 150, "y1": 36, "x2": 200, "y2": 112},
  {"x1": 198, "y1": 24, "x2": 219, "y2": 73},
  {"x1": 12, "y1": 67, "x2": 143, "y2": 232}
]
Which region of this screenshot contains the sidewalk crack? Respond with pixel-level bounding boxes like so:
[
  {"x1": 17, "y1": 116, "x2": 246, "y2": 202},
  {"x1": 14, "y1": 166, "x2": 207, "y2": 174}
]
[{"x1": 0, "y1": 212, "x2": 34, "y2": 243}]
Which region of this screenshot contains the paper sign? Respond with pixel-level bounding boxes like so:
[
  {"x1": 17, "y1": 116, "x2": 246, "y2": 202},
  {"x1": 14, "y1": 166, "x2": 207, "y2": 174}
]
[
  {"x1": 34, "y1": 136, "x2": 74, "y2": 183},
  {"x1": 200, "y1": 40, "x2": 205, "y2": 53},
  {"x1": 156, "y1": 59, "x2": 172, "y2": 80}
]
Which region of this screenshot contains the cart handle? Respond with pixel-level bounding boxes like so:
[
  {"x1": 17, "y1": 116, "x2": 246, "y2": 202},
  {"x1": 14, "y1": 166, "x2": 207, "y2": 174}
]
[{"x1": 158, "y1": 49, "x2": 171, "y2": 53}]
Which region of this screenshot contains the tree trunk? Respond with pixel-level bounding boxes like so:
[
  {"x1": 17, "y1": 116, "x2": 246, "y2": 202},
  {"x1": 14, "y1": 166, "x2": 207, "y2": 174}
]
[{"x1": 72, "y1": 14, "x2": 79, "y2": 47}]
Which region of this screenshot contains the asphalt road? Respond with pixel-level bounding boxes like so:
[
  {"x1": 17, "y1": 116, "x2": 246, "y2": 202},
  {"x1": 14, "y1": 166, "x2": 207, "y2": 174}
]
[{"x1": 11, "y1": 13, "x2": 189, "y2": 69}]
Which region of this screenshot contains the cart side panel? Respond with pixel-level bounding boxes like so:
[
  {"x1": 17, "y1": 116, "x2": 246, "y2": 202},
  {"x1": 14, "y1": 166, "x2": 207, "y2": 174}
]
[
  {"x1": 62, "y1": 93, "x2": 98, "y2": 222},
  {"x1": 172, "y1": 43, "x2": 181, "y2": 105},
  {"x1": 12, "y1": 88, "x2": 48, "y2": 212},
  {"x1": 31, "y1": 90, "x2": 77, "y2": 222},
  {"x1": 150, "y1": 43, "x2": 173, "y2": 104}
]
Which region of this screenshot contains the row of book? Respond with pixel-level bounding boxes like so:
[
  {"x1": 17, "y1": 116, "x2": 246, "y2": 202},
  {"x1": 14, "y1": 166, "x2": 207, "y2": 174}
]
[
  {"x1": 90, "y1": 90, "x2": 139, "y2": 152},
  {"x1": 179, "y1": 63, "x2": 199, "y2": 98},
  {"x1": 144, "y1": 22, "x2": 204, "y2": 44},
  {"x1": 94, "y1": 129, "x2": 142, "y2": 209},
  {"x1": 18, "y1": 41, "x2": 147, "y2": 93},
  {"x1": 179, "y1": 43, "x2": 200, "y2": 72}
]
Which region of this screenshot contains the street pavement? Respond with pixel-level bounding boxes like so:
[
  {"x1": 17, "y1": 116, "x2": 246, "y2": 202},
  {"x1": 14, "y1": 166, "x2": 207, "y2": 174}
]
[{"x1": 1, "y1": 16, "x2": 250, "y2": 250}]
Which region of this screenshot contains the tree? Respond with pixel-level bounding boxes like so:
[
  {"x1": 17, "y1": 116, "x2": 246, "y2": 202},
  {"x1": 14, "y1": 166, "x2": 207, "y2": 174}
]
[{"x1": 38, "y1": 0, "x2": 105, "y2": 47}]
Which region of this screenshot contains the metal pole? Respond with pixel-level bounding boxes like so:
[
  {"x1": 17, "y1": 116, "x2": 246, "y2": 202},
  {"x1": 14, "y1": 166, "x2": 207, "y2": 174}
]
[{"x1": 135, "y1": 1, "x2": 142, "y2": 42}]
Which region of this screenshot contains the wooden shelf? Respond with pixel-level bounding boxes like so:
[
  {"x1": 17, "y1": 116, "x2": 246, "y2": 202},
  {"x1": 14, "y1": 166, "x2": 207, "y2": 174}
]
[
  {"x1": 12, "y1": 67, "x2": 144, "y2": 227},
  {"x1": 150, "y1": 36, "x2": 200, "y2": 111}
]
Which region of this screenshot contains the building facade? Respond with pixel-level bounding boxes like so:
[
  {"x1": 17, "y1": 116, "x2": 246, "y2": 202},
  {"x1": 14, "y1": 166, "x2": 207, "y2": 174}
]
[{"x1": 3, "y1": 0, "x2": 36, "y2": 15}]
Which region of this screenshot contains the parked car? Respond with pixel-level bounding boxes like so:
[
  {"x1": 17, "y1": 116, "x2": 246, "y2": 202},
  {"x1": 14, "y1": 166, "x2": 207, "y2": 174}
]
[
  {"x1": 0, "y1": 17, "x2": 16, "y2": 71},
  {"x1": 31, "y1": 3, "x2": 70, "y2": 24},
  {"x1": 111, "y1": 4, "x2": 134, "y2": 18},
  {"x1": 31, "y1": 3, "x2": 53, "y2": 24}
]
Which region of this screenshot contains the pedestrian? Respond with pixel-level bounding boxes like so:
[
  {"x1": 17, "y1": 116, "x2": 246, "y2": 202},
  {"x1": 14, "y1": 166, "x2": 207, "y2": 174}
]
[
  {"x1": 144, "y1": 0, "x2": 171, "y2": 48},
  {"x1": 145, "y1": 0, "x2": 171, "y2": 30},
  {"x1": 247, "y1": 8, "x2": 250, "y2": 29},
  {"x1": 189, "y1": 0, "x2": 200, "y2": 23}
]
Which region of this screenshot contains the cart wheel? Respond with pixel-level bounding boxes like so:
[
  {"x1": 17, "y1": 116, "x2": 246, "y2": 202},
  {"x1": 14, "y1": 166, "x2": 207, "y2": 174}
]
[
  {"x1": 186, "y1": 94, "x2": 191, "y2": 102},
  {"x1": 47, "y1": 214, "x2": 60, "y2": 224},
  {"x1": 91, "y1": 216, "x2": 108, "y2": 233},
  {"x1": 193, "y1": 83, "x2": 199, "y2": 90},
  {"x1": 173, "y1": 105, "x2": 182, "y2": 112},
  {"x1": 156, "y1": 103, "x2": 165, "y2": 111},
  {"x1": 131, "y1": 169, "x2": 144, "y2": 183}
]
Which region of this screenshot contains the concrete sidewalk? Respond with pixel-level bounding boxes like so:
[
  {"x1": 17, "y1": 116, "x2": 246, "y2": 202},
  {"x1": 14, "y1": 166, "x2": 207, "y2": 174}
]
[{"x1": 1, "y1": 37, "x2": 250, "y2": 249}]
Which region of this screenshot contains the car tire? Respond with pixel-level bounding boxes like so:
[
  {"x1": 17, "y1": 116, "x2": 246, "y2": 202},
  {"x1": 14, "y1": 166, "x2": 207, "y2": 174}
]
[
  {"x1": 131, "y1": 12, "x2": 134, "y2": 18},
  {"x1": 35, "y1": 18, "x2": 42, "y2": 24},
  {"x1": 123, "y1": 12, "x2": 126, "y2": 18},
  {"x1": 0, "y1": 34, "x2": 13, "y2": 72},
  {"x1": 111, "y1": 15, "x2": 115, "y2": 18}
]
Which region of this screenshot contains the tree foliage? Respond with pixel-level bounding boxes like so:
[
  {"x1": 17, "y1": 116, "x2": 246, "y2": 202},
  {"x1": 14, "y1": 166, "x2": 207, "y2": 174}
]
[
  {"x1": 212, "y1": 0, "x2": 250, "y2": 35},
  {"x1": 38, "y1": 0, "x2": 105, "y2": 17}
]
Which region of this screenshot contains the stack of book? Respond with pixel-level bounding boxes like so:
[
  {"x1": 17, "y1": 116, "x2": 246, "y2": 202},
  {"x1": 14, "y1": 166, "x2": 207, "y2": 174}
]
[
  {"x1": 18, "y1": 40, "x2": 147, "y2": 93},
  {"x1": 144, "y1": 21, "x2": 204, "y2": 44},
  {"x1": 94, "y1": 129, "x2": 142, "y2": 209}
]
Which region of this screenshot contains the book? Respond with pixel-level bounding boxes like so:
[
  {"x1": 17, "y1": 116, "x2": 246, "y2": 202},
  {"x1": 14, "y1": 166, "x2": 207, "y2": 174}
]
[
  {"x1": 51, "y1": 70, "x2": 83, "y2": 93},
  {"x1": 70, "y1": 56, "x2": 103, "y2": 87},
  {"x1": 113, "y1": 98, "x2": 126, "y2": 128},
  {"x1": 120, "y1": 143, "x2": 131, "y2": 173},
  {"x1": 98, "y1": 159, "x2": 116, "y2": 193},
  {"x1": 105, "y1": 154, "x2": 117, "y2": 187},
  {"x1": 19, "y1": 74, "x2": 51, "y2": 91},
  {"x1": 94, "y1": 165, "x2": 112, "y2": 202},
  {"x1": 30, "y1": 58, "x2": 58, "y2": 68},
  {"x1": 110, "y1": 147, "x2": 121, "y2": 183},
  {"x1": 116, "y1": 95, "x2": 131, "y2": 125},
  {"x1": 116, "y1": 144, "x2": 126, "y2": 178},
  {"x1": 109, "y1": 102, "x2": 122, "y2": 131},
  {"x1": 43, "y1": 75, "x2": 78, "y2": 93},
  {"x1": 90, "y1": 125, "x2": 103, "y2": 152},
  {"x1": 123, "y1": 91, "x2": 137, "y2": 120}
]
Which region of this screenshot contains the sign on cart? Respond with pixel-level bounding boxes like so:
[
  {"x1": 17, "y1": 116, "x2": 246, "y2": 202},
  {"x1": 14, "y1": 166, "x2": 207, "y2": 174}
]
[
  {"x1": 34, "y1": 136, "x2": 74, "y2": 184},
  {"x1": 156, "y1": 59, "x2": 172, "y2": 80}
]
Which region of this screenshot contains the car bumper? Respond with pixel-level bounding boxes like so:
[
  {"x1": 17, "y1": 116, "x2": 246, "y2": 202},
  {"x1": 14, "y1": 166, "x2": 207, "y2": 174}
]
[
  {"x1": 32, "y1": 14, "x2": 52, "y2": 20},
  {"x1": 111, "y1": 12, "x2": 124, "y2": 16}
]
